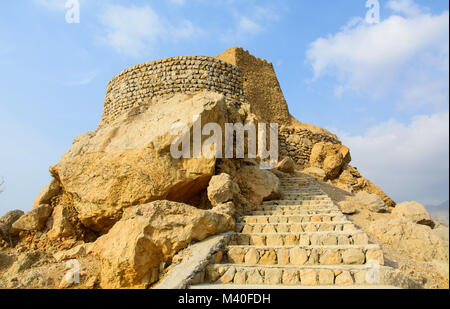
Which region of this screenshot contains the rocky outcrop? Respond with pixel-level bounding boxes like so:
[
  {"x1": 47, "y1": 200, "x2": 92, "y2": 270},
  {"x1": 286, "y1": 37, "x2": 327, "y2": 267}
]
[
  {"x1": 338, "y1": 200, "x2": 357, "y2": 215},
  {"x1": 49, "y1": 92, "x2": 234, "y2": 233},
  {"x1": 392, "y1": 201, "x2": 434, "y2": 228},
  {"x1": 92, "y1": 200, "x2": 234, "y2": 288},
  {"x1": 0, "y1": 210, "x2": 24, "y2": 238},
  {"x1": 234, "y1": 165, "x2": 280, "y2": 205},
  {"x1": 366, "y1": 217, "x2": 449, "y2": 263},
  {"x1": 47, "y1": 204, "x2": 77, "y2": 240},
  {"x1": 276, "y1": 157, "x2": 295, "y2": 173},
  {"x1": 207, "y1": 173, "x2": 240, "y2": 206},
  {"x1": 309, "y1": 142, "x2": 351, "y2": 180},
  {"x1": 354, "y1": 191, "x2": 389, "y2": 213},
  {"x1": 12, "y1": 205, "x2": 52, "y2": 232},
  {"x1": 335, "y1": 166, "x2": 396, "y2": 208}
]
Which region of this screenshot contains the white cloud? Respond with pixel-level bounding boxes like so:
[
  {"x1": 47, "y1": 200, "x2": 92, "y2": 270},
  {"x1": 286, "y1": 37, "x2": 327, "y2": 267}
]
[
  {"x1": 99, "y1": 5, "x2": 162, "y2": 57},
  {"x1": 336, "y1": 112, "x2": 449, "y2": 205},
  {"x1": 222, "y1": 5, "x2": 279, "y2": 42},
  {"x1": 34, "y1": 0, "x2": 86, "y2": 11},
  {"x1": 239, "y1": 17, "x2": 263, "y2": 35},
  {"x1": 306, "y1": 3, "x2": 449, "y2": 103},
  {"x1": 387, "y1": 0, "x2": 425, "y2": 17},
  {"x1": 98, "y1": 4, "x2": 201, "y2": 57},
  {"x1": 34, "y1": 0, "x2": 67, "y2": 11}
]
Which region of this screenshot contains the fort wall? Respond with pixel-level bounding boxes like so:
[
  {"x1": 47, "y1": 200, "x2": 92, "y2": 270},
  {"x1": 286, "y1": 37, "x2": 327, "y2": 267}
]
[
  {"x1": 100, "y1": 56, "x2": 246, "y2": 125},
  {"x1": 215, "y1": 47, "x2": 291, "y2": 124}
]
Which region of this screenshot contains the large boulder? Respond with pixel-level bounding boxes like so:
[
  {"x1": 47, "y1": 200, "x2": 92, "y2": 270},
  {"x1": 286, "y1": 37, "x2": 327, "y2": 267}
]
[
  {"x1": 0, "y1": 210, "x2": 25, "y2": 237},
  {"x1": 393, "y1": 201, "x2": 434, "y2": 227},
  {"x1": 47, "y1": 204, "x2": 77, "y2": 239},
  {"x1": 354, "y1": 191, "x2": 389, "y2": 213},
  {"x1": 92, "y1": 200, "x2": 234, "y2": 288},
  {"x1": 207, "y1": 173, "x2": 240, "y2": 206},
  {"x1": 276, "y1": 157, "x2": 295, "y2": 173},
  {"x1": 49, "y1": 92, "x2": 231, "y2": 233},
  {"x1": 338, "y1": 200, "x2": 357, "y2": 215},
  {"x1": 12, "y1": 205, "x2": 52, "y2": 232},
  {"x1": 366, "y1": 217, "x2": 449, "y2": 263},
  {"x1": 309, "y1": 142, "x2": 351, "y2": 180},
  {"x1": 337, "y1": 169, "x2": 357, "y2": 185},
  {"x1": 235, "y1": 165, "x2": 280, "y2": 205}
]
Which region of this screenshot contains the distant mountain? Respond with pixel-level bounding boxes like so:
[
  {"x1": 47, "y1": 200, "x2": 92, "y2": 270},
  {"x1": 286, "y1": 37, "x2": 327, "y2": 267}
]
[{"x1": 426, "y1": 200, "x2": 449, "y2": 226}]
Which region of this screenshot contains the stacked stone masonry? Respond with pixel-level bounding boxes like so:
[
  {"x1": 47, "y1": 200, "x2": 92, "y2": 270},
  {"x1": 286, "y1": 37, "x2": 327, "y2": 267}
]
[
  {"x1": 279, "y1": 128, "x2": 342, "y2": 167},
  {"x1": 215, "y1": 47, "x2": 292, "y2": 124},
  {"x1": 100, "y1": 56, "x2": 246, "y2": 125}
]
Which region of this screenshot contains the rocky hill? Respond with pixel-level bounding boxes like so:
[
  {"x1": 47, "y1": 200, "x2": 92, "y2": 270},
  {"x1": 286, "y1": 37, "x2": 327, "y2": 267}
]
[{"x1": 0, "y1": 47, "x2": 448, "y2": 289}]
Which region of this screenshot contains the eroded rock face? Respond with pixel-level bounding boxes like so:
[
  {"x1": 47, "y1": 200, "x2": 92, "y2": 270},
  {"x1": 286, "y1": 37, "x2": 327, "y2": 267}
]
[
  {"x1": 339, "y1": 201, "x2": 357, "y2": 215},
  {"x1": 276, "y1": 157, "x2": 295, "y2": 174},
  {"x1": 393, "y1": 201, "x2": 434, "y2": 228},
  {"x1": 0, "y1": 210, "x2": 25, "y2": 237},
  {"x1": 366, "y1": 217, "x2": 449, "y2": 263},
  {"x1": 47, "y1": 204, "x2": 77, "y2": 240},
  {"x1": 235, "y1": 165, "x2": 280, "y2": 205},
  {"x1": 207, "y1": 173, "x2": 240, "y2": 206},
  {"x1": 12, "y1": 205, "x2": 52, "y2": 232},
  {"x1": 309, "y1": 142, "x2": 351, "y2": 180},
  {"x1": 92, "y1": 200, "x2": 234, "y2": 288},
  {"x1": 50, "y1": 92, "x2": 231, "y2": 233},
  {"x1": 354, "y1": 191, "x2": 389, "y2": 213},
  {"x1": 336, "y1": 166, "x2": 396, "y2": 208}
]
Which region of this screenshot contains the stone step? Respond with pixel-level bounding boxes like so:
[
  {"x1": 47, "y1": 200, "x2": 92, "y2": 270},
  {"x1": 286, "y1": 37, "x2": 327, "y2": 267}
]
[
  {"x1": 279, "y1": 191, "x2": 324, "y2": 195},
  {"x1": 190, "y1": 283, "x2": 400, "y2": 289},
  {"x1": 201, "y1": 264, "x2": 389, "y2": 286},
  {"x1": 279, "y1": 192, "x2": 324, "y2": 196},
  {"x1": 280, "y1": 195, "x2": 330, "y2": 200},
  {"x1": 254, "y1": 205, "x2": 339, "y2": 212},
  {"x1": 280, "y1": 184, "x2": 321, "y2": 187},
  {"x1": 262, "y1": 200, "x2": 334, "y2": 206},
  {"x1": 219, "y1": 244, "x2": 383, "y2": 266},
  {"x1": 279, "y1": 181, "x2": 320, "y2": 184},
  {"x1": 280, "y1": 179, "x2": 315, "y2": 183},
  {"x1": 240, "y1": 214, "x2": 345, "y2": 224},
  {"x1": 276, "y1": 196, "x2": 331, "y2": 200},
  {"x1": 249, "y1": 209, "x2": 339, "y2": 216},
  {"x1": 236, "y1": 221, "x2": 357, "y2": 233},
  {"x1": 229, "y1": 231, "x2": 369, "y2": 246},
  {"x1": 280, "y1": 177, "x2": 316, "y2": 184}
]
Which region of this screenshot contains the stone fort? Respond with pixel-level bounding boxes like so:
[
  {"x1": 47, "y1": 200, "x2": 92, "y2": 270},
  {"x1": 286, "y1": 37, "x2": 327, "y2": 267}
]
[
  {"x1": 100, "y1": 47, "x2": 291, "y2": 126},
  {"x1": 100, "y1": 47, "x2": 340, "y2": 167}
]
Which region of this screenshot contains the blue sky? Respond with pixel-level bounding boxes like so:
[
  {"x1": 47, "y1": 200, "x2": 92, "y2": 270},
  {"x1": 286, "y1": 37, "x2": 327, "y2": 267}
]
[{"x1": 0, "y1": 0, "x2": 448, "y2": 214}]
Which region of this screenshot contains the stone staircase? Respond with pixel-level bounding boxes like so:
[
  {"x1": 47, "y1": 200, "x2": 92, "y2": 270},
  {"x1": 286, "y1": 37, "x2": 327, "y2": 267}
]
[{"x1": 190, "y1": 175, "x2": 399, "y2": 288}]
